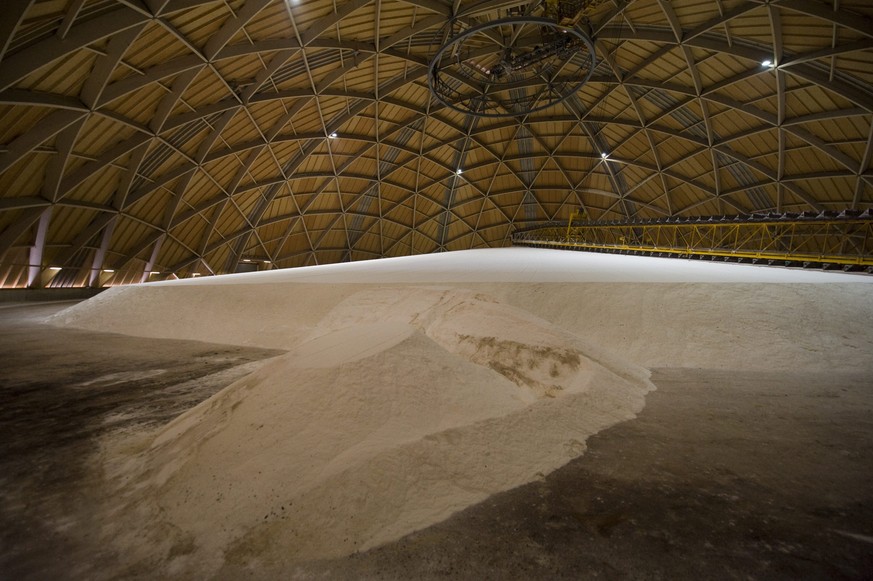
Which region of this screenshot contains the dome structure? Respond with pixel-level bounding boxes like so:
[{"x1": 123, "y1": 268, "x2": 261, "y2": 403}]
[{"x1": 0, "y1": 0, "x2": 871, "y2": 286}]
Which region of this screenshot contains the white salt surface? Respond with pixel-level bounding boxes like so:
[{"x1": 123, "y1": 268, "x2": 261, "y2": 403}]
[
  {"x1": 148, "y1": 247, "x2": 873, "y2": 285},
  {"x1": 48, "y1": 249, "x2": 873, "y2": 574},
  {"x1": 53, "y1": 249, "x2": 873, "y2": 371},
  {"x1": 94, "y1": 287, "x2": 653, "y2": 574}
]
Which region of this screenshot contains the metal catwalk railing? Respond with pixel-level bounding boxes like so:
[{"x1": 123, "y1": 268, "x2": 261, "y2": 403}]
[{"x1": 511, "y1": 211, "x2": 873, "y2": 271}]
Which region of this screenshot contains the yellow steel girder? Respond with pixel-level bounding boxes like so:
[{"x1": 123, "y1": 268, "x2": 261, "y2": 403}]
[{"x1": 513, "y1": 218, "x2": 873, "y2": 267}]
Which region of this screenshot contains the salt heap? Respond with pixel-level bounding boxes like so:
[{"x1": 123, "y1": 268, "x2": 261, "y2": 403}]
[
  {"x1": 87, "y1": 286, "x2": 651, "y2": 574},
  {"x1": 48, "y1": 248, "x2": 873, "y2": 574},
  {"x1": 52, "y1": 247, "x2": 873, "y2": 371}
]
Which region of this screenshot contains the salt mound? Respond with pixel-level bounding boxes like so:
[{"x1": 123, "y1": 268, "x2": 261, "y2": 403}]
[
  {"x1": 100, "y1": 288, "x2": 653, "y2": 575},
  {"x1": 49, "y1": 249, "x2": 873, "y2": 371}
]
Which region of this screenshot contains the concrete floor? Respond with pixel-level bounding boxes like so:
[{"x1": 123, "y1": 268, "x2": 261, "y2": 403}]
[
  {"x1": 0, "y1": 302, "x2": 282, "y2": 580},
  {"x1": 1, "y1": 301, "x2": 872, "y2": 579}
]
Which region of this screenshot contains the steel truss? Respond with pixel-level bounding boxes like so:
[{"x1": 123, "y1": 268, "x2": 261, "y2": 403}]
[{"x1": 512, "y1": 211, "x2": 873, "y2": 271}]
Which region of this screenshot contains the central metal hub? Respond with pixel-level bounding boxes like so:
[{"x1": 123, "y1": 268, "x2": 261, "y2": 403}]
[{"x1": 428, "y1": 17, "x2": 596, "y2": 118}]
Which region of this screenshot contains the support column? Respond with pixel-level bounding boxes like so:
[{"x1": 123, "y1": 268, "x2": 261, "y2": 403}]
[
  {"x1": 27, "y1": 207, "x2": 52, "y2": 288},
  {"x1": 141, "y1": 234, "x2": 164, "y2": 283},
  {"x1": 89, "y1": 220, "x2": 116, "y2": 287}
]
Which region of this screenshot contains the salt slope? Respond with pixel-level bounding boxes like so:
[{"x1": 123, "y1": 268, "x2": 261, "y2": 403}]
[
  {"x1": 100, "y1": 288, "x2": 653, "y2": 575},
  {"x1": 489, "y1": 282, "x2": 873, "y2": 371},
  {"x1": 51, "y1": 249, "x2": 873, "y2": 371},
  {"x1": 141, "y1": 247, "x2": 873, "y2": 285}
]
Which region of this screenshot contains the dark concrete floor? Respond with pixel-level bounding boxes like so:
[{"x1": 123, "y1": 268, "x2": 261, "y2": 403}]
[
  {"x1": 2, "y1": 302, "x2": 872, "y2": 579},
  {"x1": 285, "y1": 368, "x2": 873, "y2": 580},
  {"x1": 0, "y1": 302, "x2": 283, "y2": 580}
]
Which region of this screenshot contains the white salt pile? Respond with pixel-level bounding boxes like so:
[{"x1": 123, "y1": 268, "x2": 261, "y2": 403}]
[
  {"x1": 52, "y1": 248, "x2": 873, "y2": 371},
  {"x1": 93, "y1": 287, "x2": 652, "y2": 575},
  {"x1": 47, "y1": 248, "x2": 873, "y2": 574}
]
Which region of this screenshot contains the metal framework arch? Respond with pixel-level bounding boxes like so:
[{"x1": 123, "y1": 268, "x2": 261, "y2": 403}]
[{"x1": 0, "y1": 0, "x2": 871, "y2": 287}]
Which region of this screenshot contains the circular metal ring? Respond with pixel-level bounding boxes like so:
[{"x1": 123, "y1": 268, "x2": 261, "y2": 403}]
[{"x1": 428, "y1": 17, "x2": 597, "y2": 118}]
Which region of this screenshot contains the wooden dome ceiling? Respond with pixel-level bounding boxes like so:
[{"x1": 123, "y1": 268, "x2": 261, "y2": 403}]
[{"x1": 0, "y1": 0, "x2": 871, "y2": 286}]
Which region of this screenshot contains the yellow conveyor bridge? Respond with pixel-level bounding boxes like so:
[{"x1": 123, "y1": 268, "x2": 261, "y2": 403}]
[{"x1": 511, "y1": 211, "x2": 873, "y2": 272}]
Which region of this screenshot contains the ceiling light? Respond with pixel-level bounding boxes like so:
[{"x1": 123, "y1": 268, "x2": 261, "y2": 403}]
[
  {"x1": 601, "y1": 152, "x2": 608, "y2": 158},
  {"x1": 456, "y1": 168, "x2": 463, "y2": 175},
  {"x1": 191, "y1": 273, "x2": 200, "y2": 277},
  {"x1": 762, "y1": 59, "x2": 772, "y2": 67},
  {"x1": 49, "y1": 266, "x2": 62, "y2": 271},
  {"x1": 150, "y1": 271, "x2": 160, "y2": 275},
  {"x1": 329, "y1": 132, "x2": 338, "y2": 139},
  {"x1": 103, "y1": 269, "x2": 114, "y2": 273}
]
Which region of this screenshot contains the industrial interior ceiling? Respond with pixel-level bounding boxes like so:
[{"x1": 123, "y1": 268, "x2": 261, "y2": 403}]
[{"x1": 0, "y1": 0, "x2": 871, "y2": 287}]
